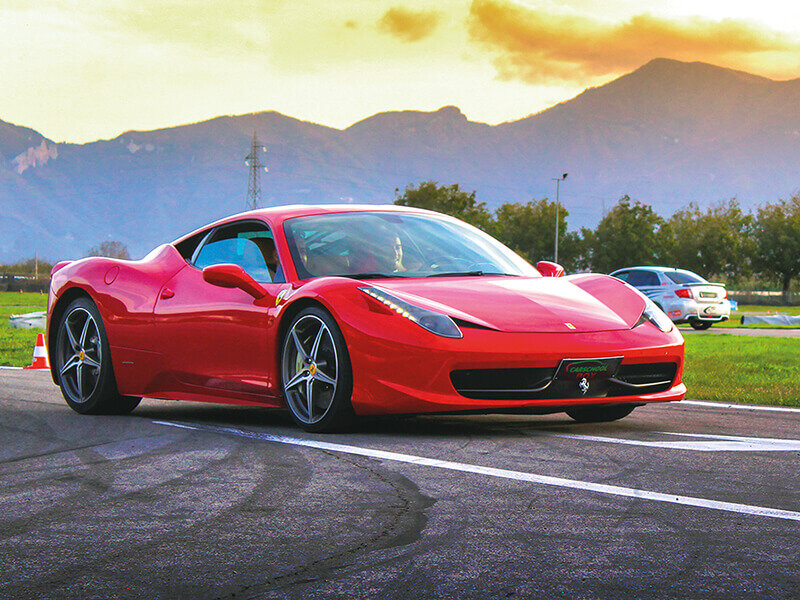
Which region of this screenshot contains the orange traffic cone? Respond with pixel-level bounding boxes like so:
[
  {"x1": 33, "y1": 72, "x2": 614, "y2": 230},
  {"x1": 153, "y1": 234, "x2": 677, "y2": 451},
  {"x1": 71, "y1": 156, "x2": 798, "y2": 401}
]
[{"x1": 24, "y1": 333, "x2": 50, "y2": 370}]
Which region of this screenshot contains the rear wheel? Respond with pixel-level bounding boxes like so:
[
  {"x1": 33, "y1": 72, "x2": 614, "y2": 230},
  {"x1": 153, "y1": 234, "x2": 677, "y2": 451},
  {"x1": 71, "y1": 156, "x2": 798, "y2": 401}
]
[
  {"x1": 55, "y1": 297, "x2": 141, "y2": 415},
  {"x1": 281, "y1": 307, "x2": 354, "y2": 433},
  {"x1": 690, "y1": 320, "x2": 713, "y2": 330},
  {"x1": 566, "y1": 404, "x2": 636, "y2": 423}
]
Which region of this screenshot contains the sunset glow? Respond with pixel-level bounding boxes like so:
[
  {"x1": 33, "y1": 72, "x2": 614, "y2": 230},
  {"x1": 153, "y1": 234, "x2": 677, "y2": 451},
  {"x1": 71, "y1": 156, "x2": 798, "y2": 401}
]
[{"x1": 2, "y1": 0, "x2": 800, "y2": 142}]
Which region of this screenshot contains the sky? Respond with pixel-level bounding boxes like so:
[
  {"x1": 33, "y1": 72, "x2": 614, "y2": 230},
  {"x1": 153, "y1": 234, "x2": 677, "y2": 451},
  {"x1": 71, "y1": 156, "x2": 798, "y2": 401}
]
[{"x1": 3, "y1": 0, "x2": 800, "y2": 143}]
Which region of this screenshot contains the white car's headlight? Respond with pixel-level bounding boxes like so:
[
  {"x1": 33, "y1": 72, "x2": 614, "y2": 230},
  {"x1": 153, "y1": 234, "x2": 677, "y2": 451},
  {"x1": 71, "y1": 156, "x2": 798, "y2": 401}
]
[
  {"x1": 359, "y1": 286, "x2": 462, "y2": 338},
  {"x1": 635, "y1": 295, "x2": 674, "y2": 333}
]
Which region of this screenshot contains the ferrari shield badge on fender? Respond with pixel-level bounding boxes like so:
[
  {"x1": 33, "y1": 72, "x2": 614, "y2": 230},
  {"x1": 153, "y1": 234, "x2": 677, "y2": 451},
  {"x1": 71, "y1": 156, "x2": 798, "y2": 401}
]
[{"x1": 275, "y1": 288, "x2": 289, "y2": 306}]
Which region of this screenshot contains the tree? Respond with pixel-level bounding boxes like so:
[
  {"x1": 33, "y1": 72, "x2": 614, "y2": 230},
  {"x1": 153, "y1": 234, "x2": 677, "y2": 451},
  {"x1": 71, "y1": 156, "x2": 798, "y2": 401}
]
[
  {"x1": 0, "y1": 257, "x2": 54, "y2": 277},
  {"x1": 492, "y1": 199, "x2": 582, "y2": 271},
  {"x1": 751, "y1": 195, "x2": 800, "y2": 301},
  {"x1": 394, "y1": 181, "x2": 494, "y2": 232},
  {"x1": 658, "y1": 200, "x2": 753, "y2": 280},
  {"x1": 585, "y1": 196, "x2": 664, "y2": 272},
  {"x1": 87, "y1": 241, "x2": 130, "y2": 260}
]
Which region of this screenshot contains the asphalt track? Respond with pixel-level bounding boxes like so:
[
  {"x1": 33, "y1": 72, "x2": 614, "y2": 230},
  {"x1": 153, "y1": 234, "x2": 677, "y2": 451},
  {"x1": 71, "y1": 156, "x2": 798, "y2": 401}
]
[{"x1": 2, "y1": 369, "x2": 799, "y2": 600}]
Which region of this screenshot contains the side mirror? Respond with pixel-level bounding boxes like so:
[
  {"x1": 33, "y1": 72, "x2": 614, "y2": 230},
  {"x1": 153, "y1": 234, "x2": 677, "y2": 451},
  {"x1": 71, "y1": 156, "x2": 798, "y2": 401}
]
[
  {"x1": 536, "y1": 261, "x2": 565, "y2": 278},
  {"x1": 202, "y1": 264, "x2": 267, "y2": 299}
]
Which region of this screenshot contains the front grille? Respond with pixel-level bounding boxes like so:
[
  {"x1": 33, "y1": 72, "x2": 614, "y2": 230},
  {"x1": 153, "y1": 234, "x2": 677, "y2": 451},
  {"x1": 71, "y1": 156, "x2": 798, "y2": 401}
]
[{"x1": 450, "y1": 361, "x2": 678, "y2": 400}]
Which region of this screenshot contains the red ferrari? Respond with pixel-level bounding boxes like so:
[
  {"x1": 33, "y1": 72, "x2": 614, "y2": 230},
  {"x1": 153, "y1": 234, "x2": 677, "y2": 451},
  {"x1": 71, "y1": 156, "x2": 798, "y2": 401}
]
[{"x1": 47, "y1": 205, "x2": 685, "y2": 431}]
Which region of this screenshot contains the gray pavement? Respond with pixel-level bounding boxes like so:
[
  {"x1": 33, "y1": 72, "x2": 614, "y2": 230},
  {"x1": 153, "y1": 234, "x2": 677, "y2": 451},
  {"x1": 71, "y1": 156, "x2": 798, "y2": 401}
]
[{"x1": 2, "y1": 369, "x2": 799, "y2": 599}]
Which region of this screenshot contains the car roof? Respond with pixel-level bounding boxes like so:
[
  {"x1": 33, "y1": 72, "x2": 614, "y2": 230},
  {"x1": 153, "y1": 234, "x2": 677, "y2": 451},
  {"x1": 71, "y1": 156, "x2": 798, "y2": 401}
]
[
  {"x1": 171, "y1": 204, "x2": 439, "y2": 245},
  {"x1": 610, "y1": 266, "x2": 701, "y2": 277}
]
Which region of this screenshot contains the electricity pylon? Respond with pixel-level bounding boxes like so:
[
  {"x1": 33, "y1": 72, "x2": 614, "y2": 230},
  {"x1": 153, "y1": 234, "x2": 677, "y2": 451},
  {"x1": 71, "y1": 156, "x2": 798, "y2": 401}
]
[{"x1": 245, "y1": 132, "x2": 267, "y2": 210}]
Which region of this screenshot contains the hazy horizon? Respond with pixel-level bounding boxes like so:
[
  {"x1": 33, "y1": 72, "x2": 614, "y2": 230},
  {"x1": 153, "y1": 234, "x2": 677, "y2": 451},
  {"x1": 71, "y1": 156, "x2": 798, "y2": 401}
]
[{"x1": 6, "y1": 57, "x2": 799, "y2": 146}]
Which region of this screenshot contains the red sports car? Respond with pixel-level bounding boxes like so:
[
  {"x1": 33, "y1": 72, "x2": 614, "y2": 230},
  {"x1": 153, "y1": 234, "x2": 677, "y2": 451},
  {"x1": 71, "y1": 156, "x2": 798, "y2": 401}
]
[{"x1": 47, "y1": 205, "x2": 685, "y2": 432}]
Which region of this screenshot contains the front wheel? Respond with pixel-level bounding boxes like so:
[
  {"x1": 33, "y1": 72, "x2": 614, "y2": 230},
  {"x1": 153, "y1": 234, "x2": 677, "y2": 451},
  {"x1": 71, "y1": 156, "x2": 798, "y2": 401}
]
[
  {"x1": 281, "y1": 307, "x2": 354, "y2": 432},
  {"x1": 55, "y1": 297, "x2": 141, "y2": 415},
  {"x1": 690, "y1": 320, "x2": 713, "y2": 330},
  {"x1": 566, "y1": 404, "x2": 636, "y2": 423}
]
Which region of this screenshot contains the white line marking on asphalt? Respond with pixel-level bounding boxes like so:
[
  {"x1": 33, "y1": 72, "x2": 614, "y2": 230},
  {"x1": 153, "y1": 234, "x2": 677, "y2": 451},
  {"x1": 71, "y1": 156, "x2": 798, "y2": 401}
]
[
  {"x1": 680, "y1": 400, "x2": 800, "y2": 414},
  {"x1": 152, "y1": 419, "x2": 800, "y2": 523},
  {"x1": 0, "y1": 366, "x2": 23, "y2": 370},
  {"x1": 548, "y1": 431, "x2": 800, "y2": 452}
]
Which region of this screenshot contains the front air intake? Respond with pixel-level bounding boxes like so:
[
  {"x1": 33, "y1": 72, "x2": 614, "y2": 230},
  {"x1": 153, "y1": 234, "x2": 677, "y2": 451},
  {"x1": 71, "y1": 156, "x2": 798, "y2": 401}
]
[
  {"x1": 607, "y1": 362, "x2": 678, "y2": 395},
  {"x1": 450, "y1": 367, "x2": 557, "y2": 400}
]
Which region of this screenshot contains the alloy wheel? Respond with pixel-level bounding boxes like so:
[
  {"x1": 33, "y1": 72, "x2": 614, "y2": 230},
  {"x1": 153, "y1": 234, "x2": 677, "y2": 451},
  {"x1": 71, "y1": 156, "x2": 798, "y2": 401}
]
[
  {"x1": 282, "y1": 314, "x2": 339, "y2": 424},
  {"x1": 58, "y1": 307, "x2": 103, "y2": 403}
]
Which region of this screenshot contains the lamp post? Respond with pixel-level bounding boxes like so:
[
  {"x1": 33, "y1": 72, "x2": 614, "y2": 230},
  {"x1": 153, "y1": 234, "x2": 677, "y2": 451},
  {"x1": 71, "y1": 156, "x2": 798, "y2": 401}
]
[{"x1": 552, "y1": 172, "x2": 568, "y2": 263}]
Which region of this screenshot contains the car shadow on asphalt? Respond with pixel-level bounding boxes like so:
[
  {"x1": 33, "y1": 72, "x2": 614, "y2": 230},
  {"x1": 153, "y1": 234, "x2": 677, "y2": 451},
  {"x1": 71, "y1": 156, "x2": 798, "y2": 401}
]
[{"x1": 132, "y1": 399, "x2": 653, "y2": 440}]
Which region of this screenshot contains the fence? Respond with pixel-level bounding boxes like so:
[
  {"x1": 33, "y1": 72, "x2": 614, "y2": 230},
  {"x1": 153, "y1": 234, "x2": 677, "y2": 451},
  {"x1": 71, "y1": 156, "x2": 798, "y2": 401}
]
[
  {"x1": 0, "y1": 274, "x2": 50, "y2": 293},
  {"x1": 728, "y1": 290, "x2": 800, "y2": 307}
]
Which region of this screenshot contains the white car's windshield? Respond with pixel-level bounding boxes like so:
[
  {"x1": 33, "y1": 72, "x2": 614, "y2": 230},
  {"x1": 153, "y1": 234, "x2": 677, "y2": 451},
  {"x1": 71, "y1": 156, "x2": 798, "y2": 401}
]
[{"x1": 284, "y1": 211, "x2": 539, "y2": 279}]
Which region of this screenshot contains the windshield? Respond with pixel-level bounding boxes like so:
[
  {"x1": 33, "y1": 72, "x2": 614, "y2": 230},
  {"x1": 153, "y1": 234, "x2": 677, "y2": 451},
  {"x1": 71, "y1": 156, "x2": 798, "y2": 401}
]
[
  {"x1": 283, "y1": 211, "x2": 539, "y2": 280},
  {"x1": 664, "y1": 270, "x2": 706, "y2": 285}
]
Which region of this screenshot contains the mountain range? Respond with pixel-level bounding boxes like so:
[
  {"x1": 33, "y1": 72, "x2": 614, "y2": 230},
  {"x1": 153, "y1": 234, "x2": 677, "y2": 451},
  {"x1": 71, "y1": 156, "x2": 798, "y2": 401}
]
[{"x1": 2, "y1": 58, "x2": 799, "y2": 262}]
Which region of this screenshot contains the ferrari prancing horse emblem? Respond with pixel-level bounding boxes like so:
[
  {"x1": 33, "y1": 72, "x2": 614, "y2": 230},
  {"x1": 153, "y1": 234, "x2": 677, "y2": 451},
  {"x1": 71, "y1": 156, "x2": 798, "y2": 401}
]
[{"x1": 578, "y1": 377, "x2": 590, "y2": 395}]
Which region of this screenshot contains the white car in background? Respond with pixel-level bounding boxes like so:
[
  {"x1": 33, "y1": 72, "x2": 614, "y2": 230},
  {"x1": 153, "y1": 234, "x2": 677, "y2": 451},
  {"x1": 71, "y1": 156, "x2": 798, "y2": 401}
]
[{"x1": 610, "y1": 266, "x2": 731, "y2": 330}]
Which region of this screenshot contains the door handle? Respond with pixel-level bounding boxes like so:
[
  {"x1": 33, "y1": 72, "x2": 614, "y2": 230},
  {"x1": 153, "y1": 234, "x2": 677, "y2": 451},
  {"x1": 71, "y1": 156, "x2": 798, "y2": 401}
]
[{"x1": 160, "y1": 288, "x2": 175, "y2": 299}]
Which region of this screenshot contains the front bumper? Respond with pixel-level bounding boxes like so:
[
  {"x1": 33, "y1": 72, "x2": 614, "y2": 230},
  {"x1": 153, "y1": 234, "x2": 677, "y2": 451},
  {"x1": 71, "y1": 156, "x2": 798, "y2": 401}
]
[{"x1": 342, "y1": 319, "x2": 685, "y2": 415}]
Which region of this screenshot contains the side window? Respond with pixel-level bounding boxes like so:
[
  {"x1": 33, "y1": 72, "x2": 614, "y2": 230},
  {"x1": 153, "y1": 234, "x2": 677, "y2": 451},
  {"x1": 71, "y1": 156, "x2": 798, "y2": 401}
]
[
  {"x1": 174, "y1": 228, "x2": 212, "y2": 261},
  {"x1": 642, "y1": 271, "x2": 661, "y2": 286},
  {"x1": 627, "y1": 270, "x2": 660, "y2": 287},
  {"x1": 194, "y1": 221, "x2": 283, "y2": 283},
  {"x1": 613, "y1": 271, "x2": 630, "y2": 282}
]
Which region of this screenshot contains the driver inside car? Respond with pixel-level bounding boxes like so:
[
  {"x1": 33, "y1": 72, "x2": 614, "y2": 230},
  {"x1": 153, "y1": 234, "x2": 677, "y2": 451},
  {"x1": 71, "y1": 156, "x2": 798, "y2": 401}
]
[{"x1": 344, "y1": 229, "x2": 407, "y2": 275}]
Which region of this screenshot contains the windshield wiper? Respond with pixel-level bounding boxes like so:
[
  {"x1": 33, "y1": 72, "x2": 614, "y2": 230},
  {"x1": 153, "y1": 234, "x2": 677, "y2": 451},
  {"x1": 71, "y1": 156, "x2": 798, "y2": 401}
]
[
  {"x1": 341, "y1": 272, "x2": 409, "y2": 279},
  {"x1": 426, "y1": 271, "x2": 519, "y2": 278}
]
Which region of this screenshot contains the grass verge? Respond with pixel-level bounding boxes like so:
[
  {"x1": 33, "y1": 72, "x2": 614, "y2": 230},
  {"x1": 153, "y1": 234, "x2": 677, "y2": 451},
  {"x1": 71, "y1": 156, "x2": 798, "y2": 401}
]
[
  {"x1": 0, "y1": 291, "x2": 48, "y2": 367},
  {"x1": 735, "y1": 305, "x2": 800, "y2": 315},
  {"x1": 683, "y1": 334, "x2": 800, "y2": 407}
]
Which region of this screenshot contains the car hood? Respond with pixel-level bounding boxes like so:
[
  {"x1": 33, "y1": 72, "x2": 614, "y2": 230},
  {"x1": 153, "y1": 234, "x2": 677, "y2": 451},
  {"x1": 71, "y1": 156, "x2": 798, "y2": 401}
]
[{"x1": 370, "y1": 274, "x2": 646, "y2": 333}]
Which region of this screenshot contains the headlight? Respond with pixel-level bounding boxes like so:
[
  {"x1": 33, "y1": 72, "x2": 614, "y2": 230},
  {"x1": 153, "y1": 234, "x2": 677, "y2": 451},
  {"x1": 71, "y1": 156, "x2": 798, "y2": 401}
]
[
  {"x1": 359, "y1": 286, "x2": 462, "y2": 338},
  {"x1": 635, "y1": 295, "x2": 674, "y2": 333}
]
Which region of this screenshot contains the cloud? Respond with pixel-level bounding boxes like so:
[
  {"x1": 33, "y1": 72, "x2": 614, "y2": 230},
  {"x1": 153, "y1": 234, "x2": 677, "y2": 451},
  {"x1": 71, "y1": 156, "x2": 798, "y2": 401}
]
[
  {"x1": 378, "y1": 7, "x2": 440, "y2": 42},
  {"x1": 101, "y1": 0, "x2": 283, "y2": 55},
  {"x1": 468, "y1": 0, "x2": 800, "y2": 83}
]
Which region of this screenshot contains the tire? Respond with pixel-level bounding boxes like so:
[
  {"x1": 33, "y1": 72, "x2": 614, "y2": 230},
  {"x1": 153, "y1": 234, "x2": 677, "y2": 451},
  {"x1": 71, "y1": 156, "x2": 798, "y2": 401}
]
[
  {"x1": 281, "y1": 306, "x2": 354, "y2": 433},
  {"x1": 566, "y1": 404, "x2": 636, "y2": 423},
  {"x1": 54, "y1": 297, "x2": 141, "y2": 415},
  {"x1": 690, "y1": 320, "x2": 713, "y2": 330}
]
